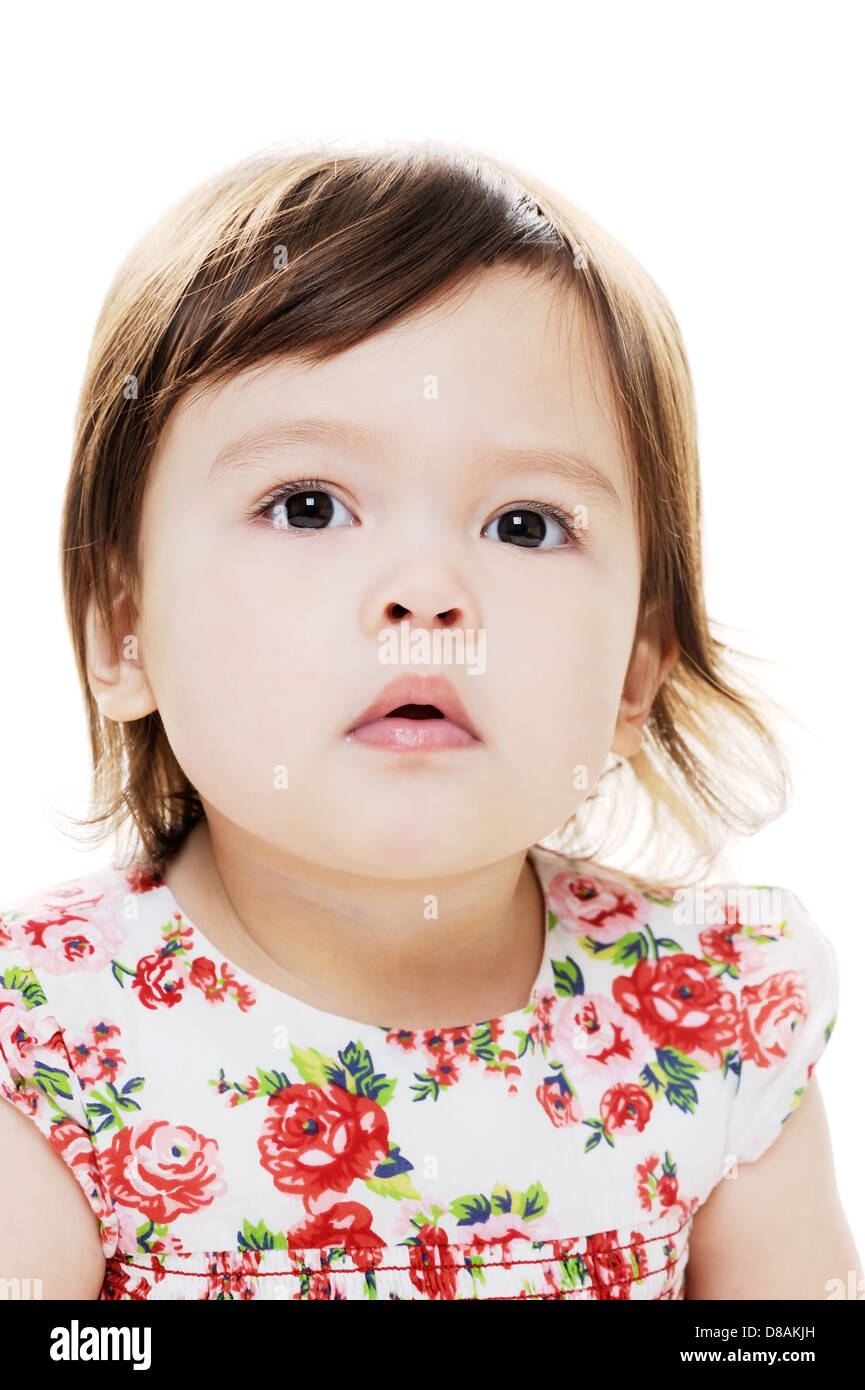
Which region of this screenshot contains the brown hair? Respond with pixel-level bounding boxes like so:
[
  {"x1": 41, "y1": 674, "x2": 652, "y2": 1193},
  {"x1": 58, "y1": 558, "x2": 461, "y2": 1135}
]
[{"x1": 58, "y1": 137, "x2": 794, "y2": 888}]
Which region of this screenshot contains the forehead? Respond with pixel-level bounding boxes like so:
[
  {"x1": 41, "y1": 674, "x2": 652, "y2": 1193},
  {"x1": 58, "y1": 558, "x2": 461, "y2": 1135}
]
[{"x1": 151, "y1": 266, "x2": 632, "y2": 513}]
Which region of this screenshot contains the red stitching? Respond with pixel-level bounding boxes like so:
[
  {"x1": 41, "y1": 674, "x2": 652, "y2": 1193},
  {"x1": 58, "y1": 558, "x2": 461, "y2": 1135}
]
[
  {"x1": 105, "y1": 1250, "x2": 683, "y2": 1297},
  {"x1": 108, "y1": 1212, "x2": 691, "y2": 1282}
]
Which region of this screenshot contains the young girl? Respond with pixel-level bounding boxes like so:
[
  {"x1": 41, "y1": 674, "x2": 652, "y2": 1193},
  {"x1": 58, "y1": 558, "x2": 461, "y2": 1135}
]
[{"x1": 0, "y1": 141, "x2": 858, "y2": 1302}]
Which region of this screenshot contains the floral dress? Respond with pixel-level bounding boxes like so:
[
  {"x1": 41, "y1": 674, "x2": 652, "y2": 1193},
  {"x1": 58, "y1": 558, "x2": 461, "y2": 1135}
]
[{"x1": 0, "y1": 844, "x2": 839, "y2": 1301}]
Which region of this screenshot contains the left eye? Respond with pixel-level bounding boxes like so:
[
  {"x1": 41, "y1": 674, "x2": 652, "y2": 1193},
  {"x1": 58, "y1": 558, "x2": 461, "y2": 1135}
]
[{"x1": 482, "y1": 506, "x2": 575, "y2": 550}]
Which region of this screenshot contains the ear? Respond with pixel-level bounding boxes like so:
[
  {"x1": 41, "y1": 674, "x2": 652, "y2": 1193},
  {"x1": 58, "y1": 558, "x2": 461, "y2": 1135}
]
[
  {"x1": 610, "y1": 604, "x2": 680, "y2": 759},
  {"x1": 84, "y1": 583, "x2": 157, "y2": 723}
]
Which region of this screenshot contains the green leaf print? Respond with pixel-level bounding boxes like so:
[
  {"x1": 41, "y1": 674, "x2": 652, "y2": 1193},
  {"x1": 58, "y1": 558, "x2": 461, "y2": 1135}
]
[
  {"x1": 254, "y1": 1066, "x2": 293, "y2": 1097},
  {"x1": 552, "y1": 955, "x2": 584, "y2": 998},
  {"x1": 238, "y1": 1217, "x2": 289, "y2": 1253},
  {"x1": 451, "y1": 1181, "x2": 549, "y2": 1226},
  {"x1": 30, "y1": 1060, "x2": 74, "y2": 1102},
  {"x1": 86, "y1": 1077, "x2": 145, "y2": 1133},
  {"x1": 364, "y1": 1170, "x2": 423, "y2": 1202},
  {"x1": 135, "y1": 1220, "x2": 171, "y2": 1254},
  {"x1": 643, "y1": 890, "x2": 676, "y2": 907},
  {"x1": 653, "y1": 937, "x2": 684, "y2": 953},
  {"x1": 1, "y1": 965, "x2": 47, "y2": 1008},
  {"x1": 577, "y1": 931, "x2": 649, "y2": 965},
  {"x1": 110, "y1": 959, "x2": 139, "y2": 988},
  {"x1": 582, "y1": 1117, "x2": 615, "y2": 1153},
  {"x1": 287, "y1": 1044, "x2": 332, "y2": 1088},
  {"x1": 638, "y1": 1047, "x2": 705, "y2": 1115},
  {"x1": 291, "y1": 1041, "x2": 397, "y2": 1105}
]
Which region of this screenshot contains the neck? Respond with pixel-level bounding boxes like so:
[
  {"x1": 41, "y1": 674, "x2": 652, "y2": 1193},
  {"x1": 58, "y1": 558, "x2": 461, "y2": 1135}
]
[{"x1": 159, "y1": 813, "x2": 546, "y2": 1029}]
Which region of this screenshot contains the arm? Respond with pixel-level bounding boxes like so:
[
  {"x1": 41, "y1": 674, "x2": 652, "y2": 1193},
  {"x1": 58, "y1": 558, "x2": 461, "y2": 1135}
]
[
  {"x1": 685, "y1": 1077, "x2": 861, "y2": 1299},
  {"x1": 0, "y1": 1092, "x2": 106, "y2": 1299}
]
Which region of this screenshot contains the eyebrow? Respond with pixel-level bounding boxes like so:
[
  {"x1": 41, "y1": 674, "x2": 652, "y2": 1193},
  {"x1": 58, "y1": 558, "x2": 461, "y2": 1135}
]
[{"x1": 207, "y1": 416, "x2": 624, "y2": 511}]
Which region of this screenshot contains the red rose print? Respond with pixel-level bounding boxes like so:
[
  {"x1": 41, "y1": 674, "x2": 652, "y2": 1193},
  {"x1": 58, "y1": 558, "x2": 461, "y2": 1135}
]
[
  {"x1": 124, "y1": 860, "x2": 164, "y2": 895},
  {"x1": 188, "y1": 956, "x2": 220, "y2": 995},
  {"x1": 612, "y1": 954, "x2": 738, "y2": 1061},
  {"x1": 132, "y1": 951, "x2": 185, "y2": 1009},
  {"x1": 636, "y1": 1153, "x2": 661, "y2": 1211},
  {"x1": 287, "y1": 1201, "x2": 386, "y2": 1271},
  {"x1": 537, "y1": 1077, "x2": 582, "y2": 1127},
  {"x1": 600, "y1": 1083, "x2": 653, "y2": 1134},
  {"x1": 49, "y1": 1117, "x2": 102, "y2": 1188},
  {"x1": 408, "y1": 1223, "x2": 459, "y2": 1299},
  {"x1": 206, "y1": 1250, "x2": 261, "y2": 1300},
  {"x1": 699, "y1": 927, "x2": 741, "y2": 965},
  {"x1": 258, "y1": 1082, "x2": 389, "y2": 1208},
  {"x1": 699, "y1": 925, "x2": 764, "y2": 975},
  {"x1": 585, "y1": 1228, "x2": 635, "y2": 1300},
  {"x1": 102, "y1": 1120, "x2": 227, "y2": 1222},
  {"x1": 657, "y1": 1174, "x2": 679, "y2": 1208},
  {"x1": 629, "y1": 1229, "x2": 650, "y2": 1280},
  {"x1": 739, "y1": 969, "x2": 808, "y2": 1067},
  {"x1": 188, "y1": 956, "x2": 255, "y2": 1011}
]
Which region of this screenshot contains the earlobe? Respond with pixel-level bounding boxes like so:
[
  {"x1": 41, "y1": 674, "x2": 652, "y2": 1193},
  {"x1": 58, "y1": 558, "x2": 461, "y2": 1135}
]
[
  {"x1": 84, "y1": 590, "x2": 157, "y2": 723},
  {"x1": 610, "y1": 616, "x2": 680, "y2": 759}
]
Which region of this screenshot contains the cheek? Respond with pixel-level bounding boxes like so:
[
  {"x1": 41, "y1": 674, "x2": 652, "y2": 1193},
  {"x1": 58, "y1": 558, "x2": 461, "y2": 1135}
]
[
  {"x1": 140, "y1": 542, "x2": 339, "y2": 776},
  {"x1": 494, "y1": 574, "x2": 635, "y2": 793}
]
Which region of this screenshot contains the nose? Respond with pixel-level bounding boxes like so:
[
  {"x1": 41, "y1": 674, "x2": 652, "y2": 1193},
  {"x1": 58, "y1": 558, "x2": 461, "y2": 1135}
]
[
  {"x1": 358, "y1": 550, "x2": 481, "y2": 642},
  {"x1": 360, "y1": 567, "x2": 482, "y2": 640}
]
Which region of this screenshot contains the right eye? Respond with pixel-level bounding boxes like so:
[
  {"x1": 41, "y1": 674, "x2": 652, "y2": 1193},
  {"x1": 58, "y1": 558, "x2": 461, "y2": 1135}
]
[{"x1": 253, "y1": 479, "x2": 357, "y2": 532}]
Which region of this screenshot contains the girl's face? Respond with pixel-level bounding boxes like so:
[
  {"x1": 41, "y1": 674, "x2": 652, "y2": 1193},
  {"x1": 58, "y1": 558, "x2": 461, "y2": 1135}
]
[{"x1": 133, "y1": 266, "x2": 658, "y2": 877}]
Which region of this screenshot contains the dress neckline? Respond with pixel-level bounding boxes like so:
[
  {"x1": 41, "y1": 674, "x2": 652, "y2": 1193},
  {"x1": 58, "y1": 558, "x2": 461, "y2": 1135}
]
[{"x1": 138, "y1": 843, "x2": 574, "y2": 1035}]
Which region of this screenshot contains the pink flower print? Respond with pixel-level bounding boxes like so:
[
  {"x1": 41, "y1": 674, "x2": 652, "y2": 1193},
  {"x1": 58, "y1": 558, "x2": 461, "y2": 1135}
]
[
  {"x1": 551, "y1": 993, "x2": 652, "y2": 1084},
  {"x1": 739, "y1": 969, "x2": 809, "y2": 1067},
  {"x1": 67, "y1": 1017, "x2": 126, "y2": 1085},
  {"x1": 463, "y1": 1211, "x2": 558, "y2": 1249},
  {"x1": 9, "y1": 889, "x2": 125, "y2": 975},
  {"x1": 0, "y1": 992, "x2": 67, "y2": 1078},
  {"x1": 547, "y1": 872, "x2": 647, "y2": 944},
  {"x1": 699, "y1": 924, "x2": 765, "y2": 975}
]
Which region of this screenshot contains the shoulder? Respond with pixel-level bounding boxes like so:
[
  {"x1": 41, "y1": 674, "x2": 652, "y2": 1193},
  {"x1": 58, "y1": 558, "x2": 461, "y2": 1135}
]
[
  {"x1": 641, "y1": 873, "x2": 839, "y2": 1168},
  {"x1": 541, "y1": 852, "x2": 837, "y2": 1011},
  {"x1": 0, "y1": 854, "x2": 168, "y2": 1118},
  {"x1": 0, "y1": 856, "x2": 163, "y2": 966},
  {"x1": 535, "y1": 850, "x2": 840, "y2": 1162},
  {"x1": 0, "y1": 855, "x2": 166, "y2": 1262}
]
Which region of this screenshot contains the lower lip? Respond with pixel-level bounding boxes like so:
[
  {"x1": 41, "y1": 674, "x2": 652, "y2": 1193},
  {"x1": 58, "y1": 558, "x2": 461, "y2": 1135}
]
[{"x1": 346, "y1": 717, "x2": 479, "y2": 750}]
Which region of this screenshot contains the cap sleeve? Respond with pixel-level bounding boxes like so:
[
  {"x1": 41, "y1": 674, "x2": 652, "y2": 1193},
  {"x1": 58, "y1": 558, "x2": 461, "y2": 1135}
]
[
  {"x1": 0, "y1": 933, "x2": 118, "y2": 1257},
  {"x1": 724, "y1": 887, "x2": 840, "y2": 1167}
]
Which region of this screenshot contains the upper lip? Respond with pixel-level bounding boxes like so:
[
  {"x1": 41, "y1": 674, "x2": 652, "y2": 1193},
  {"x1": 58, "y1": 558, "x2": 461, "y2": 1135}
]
[{"x1": 346, "y1": 674, "x2": 481, "y2": 740}]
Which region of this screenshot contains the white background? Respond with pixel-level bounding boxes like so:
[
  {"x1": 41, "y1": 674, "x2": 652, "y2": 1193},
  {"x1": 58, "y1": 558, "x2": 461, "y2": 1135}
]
[{"x1": 1, "y1": 1, "x2": 862, "y2": 1260}]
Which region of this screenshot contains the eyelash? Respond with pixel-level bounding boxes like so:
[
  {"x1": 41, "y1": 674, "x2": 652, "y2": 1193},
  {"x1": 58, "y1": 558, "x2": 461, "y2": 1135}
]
[{"x1": 247, "y1": 477, "x2": 588, "y2": 550}]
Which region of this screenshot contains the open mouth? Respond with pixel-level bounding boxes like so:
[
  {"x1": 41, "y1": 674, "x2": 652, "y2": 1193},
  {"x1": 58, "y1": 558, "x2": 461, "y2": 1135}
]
[
  {"x1": 345, "y1": 675, "x2": 481, "y2": 747},
  {"x1": 386, "y1": 704, "x2": 446, "y2": 719}
]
